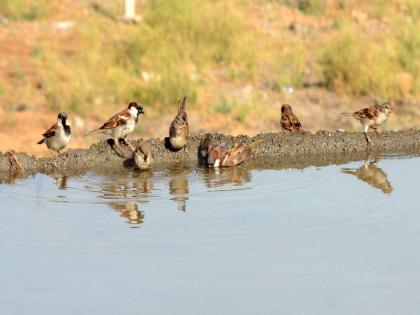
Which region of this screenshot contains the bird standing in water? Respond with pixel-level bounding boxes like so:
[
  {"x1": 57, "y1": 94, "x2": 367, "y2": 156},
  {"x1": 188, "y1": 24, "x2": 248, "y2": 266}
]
[{"x1": 200, "y1": 134, "x2": 264, "y2": 167}]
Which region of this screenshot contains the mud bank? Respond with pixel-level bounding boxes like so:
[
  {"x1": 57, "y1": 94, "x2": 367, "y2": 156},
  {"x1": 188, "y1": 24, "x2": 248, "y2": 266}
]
[{"x1": 1, "y1": 130, "x2": 420, "y2": 181}]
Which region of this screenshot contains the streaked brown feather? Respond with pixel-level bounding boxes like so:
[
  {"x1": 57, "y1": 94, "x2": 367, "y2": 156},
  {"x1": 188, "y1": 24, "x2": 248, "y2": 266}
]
[
  {"x1": 98, "y1": 109, "x2": 131, "y2": 130},
  {"x1": 169, "y1": 96, "x2": 189, "y2": 138},
  {"x1": 281, "y1": 104, "x2": 302, "y2": 132},
  {"x1": 37, "y1": 123, "x2": 59, "y2": 144}
]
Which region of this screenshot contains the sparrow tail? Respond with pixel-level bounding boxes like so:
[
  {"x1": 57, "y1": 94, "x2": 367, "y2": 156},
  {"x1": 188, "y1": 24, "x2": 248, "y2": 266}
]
[
  {"x1": 37, "y1": 138, "x2": 46, "y2": 144},
  {"x1": 341, "y1": 112, "x2": 354, "y2": 116},
  {"x1": 247, "y1": 139, "x2": 265, "y2": 150},
  {"x1": 84, "y1": 129, "x2": 100, "y2": 137},
  {"x1": 179, "y1": 96, "x2": 187, "y2": 112}
]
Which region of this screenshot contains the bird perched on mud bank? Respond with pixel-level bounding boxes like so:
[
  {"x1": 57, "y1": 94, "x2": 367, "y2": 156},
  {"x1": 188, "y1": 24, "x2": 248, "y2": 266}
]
[
  {"x1": 87, "y1": 102, "x2": 145, "y2": 154},
  {"x1": 169, "y1": 96, "x2": 189, "y2": 151},
  {"x1": 199, "y1": 134, "x2": 264, "y2": 167},
  {"x1": 37, "y1": 112, "x2": 71, "y2": 154},
  {"x1": 280, "y1": 104, "x2": 302, "y2": 132},
  {"x1": 342, "y1": 102, "x2": 393, "y2": 145},
  {"x1": 133, "y1": 140, "x2": 153, "y2": 171}
]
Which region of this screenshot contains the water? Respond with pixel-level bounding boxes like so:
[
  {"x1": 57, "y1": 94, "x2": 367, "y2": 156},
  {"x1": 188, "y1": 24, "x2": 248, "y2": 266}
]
[{"x1": 1, "y1": 154, "x2": 419, "y2": 314}]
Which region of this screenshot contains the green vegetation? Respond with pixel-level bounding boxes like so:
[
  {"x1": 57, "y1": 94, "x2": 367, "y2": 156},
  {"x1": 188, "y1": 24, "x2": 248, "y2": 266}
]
[
  {"x1": 319, "y1": 15, "x2": 420, "y2": 98},
  {"x1": 1, "y1": 0, "x2": 419, "y2": 122},
  {"x1": 297, "y1": 0, "x2": 326, "y2": 15},
  {"x1": 31, "y1": 0, "x2": 255, "y2": 115},
  {"x1": 0, "y1": 0, "x2": 51, "y2": 21}
]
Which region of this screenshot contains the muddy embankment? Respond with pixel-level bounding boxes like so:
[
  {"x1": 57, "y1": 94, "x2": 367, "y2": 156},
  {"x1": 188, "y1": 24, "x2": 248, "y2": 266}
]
[{"x1": 1, "y1": 130, "x2": 420, "y2": 182}]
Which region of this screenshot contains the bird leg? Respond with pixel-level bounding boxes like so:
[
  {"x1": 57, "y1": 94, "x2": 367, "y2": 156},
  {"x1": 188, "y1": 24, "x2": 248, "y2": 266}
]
[
  {"x1": 364, "y1": 125, "x2": 371, "y2": 145},
  {"x1": 112, "y1": 139, "x2": 129, "y2": 157},
  {"x1": 374, "y1": 128, "x2": 382, "y2": 138},
  {"x1": 364, "y1": 132, "x2": 371, "y2": 145},
  {"x1": 121, "y1": 138, "x2": 136, "y2": 152}
]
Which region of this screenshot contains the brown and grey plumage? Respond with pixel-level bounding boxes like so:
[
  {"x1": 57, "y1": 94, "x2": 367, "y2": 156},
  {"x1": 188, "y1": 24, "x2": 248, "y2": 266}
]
[
  {"x1": 205, "y1": 139, "x2": 264, "y2": 168},
  {"x1": 37, "y1": 112, "x2": 71, "y2": 153},
  {"x1": 169, "y1": 96, "x2": 189, "y2": 151},
  {"x1": 342, "y1": 102, "x2": 393, "y2": 144},
  {"x1": 133, "y1": 140, "x2": 153, "y2": 171},
  {"x1": 281, "y1": 104, "x2": 302, "y2": 132},
  {"x1": 87, "y1": 102, "x2": 145, "y2": 153}
]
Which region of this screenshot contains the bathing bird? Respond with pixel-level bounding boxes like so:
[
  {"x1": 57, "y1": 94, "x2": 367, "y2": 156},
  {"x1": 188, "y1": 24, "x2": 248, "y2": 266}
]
[
  {"x1": 200, "y1": 134, "x2": 264, "y2": 167},
  {"x1": 281, "y1": 104, "x2": 302, "y2": 132},
  {"x1": 88, "y1": 102, "x2": 144, "y2": 153},
  {"x1": 133, "y1": 140, "x2": 153, "y2": 171},
  {"x1": 37, "y1": 112, "x2": 71, "y2": 154},
  {"x1": 169, "y1": 96, "x2": 189, "y2": 151},
  {"x1": 342, "y1": 102, "x2": 393, "y2": 144}
]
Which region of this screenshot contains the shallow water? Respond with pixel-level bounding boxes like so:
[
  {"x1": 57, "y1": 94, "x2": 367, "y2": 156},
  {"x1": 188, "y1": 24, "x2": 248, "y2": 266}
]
[{"x1": 1, "y1": 153, "x2": 420, "y2": 314}]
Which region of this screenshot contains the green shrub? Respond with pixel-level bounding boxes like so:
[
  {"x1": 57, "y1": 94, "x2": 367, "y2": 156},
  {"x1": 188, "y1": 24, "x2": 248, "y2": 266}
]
[
  {"x1": 297, "y1": 0, "x2": 325, "y2": 15},
  {"x1": 0, "y1": 0, "x2": 51, "y2": 21},
  {"x1": 319, "y1": 24, "x2": 399, "y2": 98}
]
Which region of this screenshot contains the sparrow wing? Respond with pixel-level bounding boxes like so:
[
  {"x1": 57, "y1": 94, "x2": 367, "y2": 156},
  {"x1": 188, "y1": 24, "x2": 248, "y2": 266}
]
[
  {"x1": 354, "y1": 105, "x2": 380, "y2": 120},
  {"x1": 222, "y1": 144, "x2": 250, "y2": 167},
  {"x1": 98, "y1": 109, "x2": 131, "y2": 130},
  {"x1": 281, "y1": 113, "x2": 302, "y2": 131},
  {"x1": 37, "y1": 123, "x2": 59, "y2": 144},
  {"x1": 169, "y1": 112, "x2": 189, "y2": 137}
]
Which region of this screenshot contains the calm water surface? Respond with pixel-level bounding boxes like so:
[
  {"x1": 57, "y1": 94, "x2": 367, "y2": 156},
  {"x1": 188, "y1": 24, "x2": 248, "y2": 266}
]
[{"x1": 1, "y1": 154, "x2": 419, "y2": 314}]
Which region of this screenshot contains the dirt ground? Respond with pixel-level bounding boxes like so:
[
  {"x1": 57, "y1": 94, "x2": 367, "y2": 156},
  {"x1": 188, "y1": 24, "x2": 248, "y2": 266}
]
[{"x1": 1, "y1": 130, "x2": 420, "y2": 183}]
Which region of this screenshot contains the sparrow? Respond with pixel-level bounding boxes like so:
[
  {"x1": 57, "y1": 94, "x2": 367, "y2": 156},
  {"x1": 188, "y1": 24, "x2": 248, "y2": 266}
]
[
  {"x1": 343, "y1": 101, "x2": 393, "y2": 144},
  {"x1": 6, "y1": 150, "x2": 25, "y2": 184},
  {"x1": 133, "y1": 140, "x2": 153, "y2": 171},
  {"x1": 200, "y1": 135, "x2": 264, "y2": 167},
  {"x1": 281, "y1": 104, "x2": 302, "y2": 132},
  {"x1": 88, "y1": 102, "x2": 145, "y2": 153},
  {"x1": 169, "y1": 96, "x2": 189, "y2": 151},
  {"x1": 37, "y1": 112, "x2": 71, "y2": 153}
]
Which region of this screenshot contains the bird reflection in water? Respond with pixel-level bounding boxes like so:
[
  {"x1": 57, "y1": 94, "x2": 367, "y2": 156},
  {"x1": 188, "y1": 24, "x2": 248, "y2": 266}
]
[
  {"x1": 54, "y1": 174, "x2": 68, "y2": 190},
  {"x1": 202, "y1": 166, "x2": 251, "y2": 188},
  {"x1": 167, "y1": 165, "x2": 190, "y2": 212},
  {"x1": 109, "y1": 202, "x2": 144, "y2": 226},
  {"x1": 342, "y1": 156, "x2": 393, "y2": 194},
  {"x1": 100, "y1": 172, "x2": 153, "y2": 226}
]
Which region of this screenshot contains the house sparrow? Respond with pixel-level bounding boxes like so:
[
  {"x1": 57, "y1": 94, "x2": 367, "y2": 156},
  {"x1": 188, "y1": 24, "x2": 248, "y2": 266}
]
[
  {"x1": 201, "y1": 136, "x2": 264, "y2": 167},
  {"x1": 169, "y1": 96, "x2": 189, "y2": 151},
  {"x1": 88, "y1": 102, "x2": 145, "y2": 153},
  {"x1": 6, "y1": 150, "x2": 25, "y2": 184},
  {"x1": 343, "y1": 102, "x2": 393, "y2": 144},
  {"x1": 281, "y1": 104, "x2": 302, "y2": 132},
  {"x1": 133, "y1": 140, "x2": 153, "y2": 171},
  {"x1": 37, "y1": 112, "x2": 71, "y2": 153}
]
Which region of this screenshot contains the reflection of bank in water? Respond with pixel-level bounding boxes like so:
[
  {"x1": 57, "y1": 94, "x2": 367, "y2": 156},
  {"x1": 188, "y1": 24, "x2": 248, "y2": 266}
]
[
  {"x1": 342, "y1": 158, "x2": 393, "y2": 194},
  {"x1": 110, "y1": 202, "x2": 144, "y2": 226},
  {"x1": 202, "y1": 166, "x2": 251, "y2": 188}
]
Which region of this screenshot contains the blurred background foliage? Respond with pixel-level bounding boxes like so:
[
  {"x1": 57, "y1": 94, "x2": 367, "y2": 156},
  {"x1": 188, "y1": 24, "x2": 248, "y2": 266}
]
[{"x1": 0, "y1": 0, "x2": 419, "y2": 139}]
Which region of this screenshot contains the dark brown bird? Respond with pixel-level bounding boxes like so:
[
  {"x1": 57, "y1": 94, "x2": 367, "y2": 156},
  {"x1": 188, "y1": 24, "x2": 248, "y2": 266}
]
[
  {"x1": 281, "y1": 104, "x2": 302, "y2": 132},
  {"x1": 169, "y1": 96, "x2": 189, "y2": 151}
]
